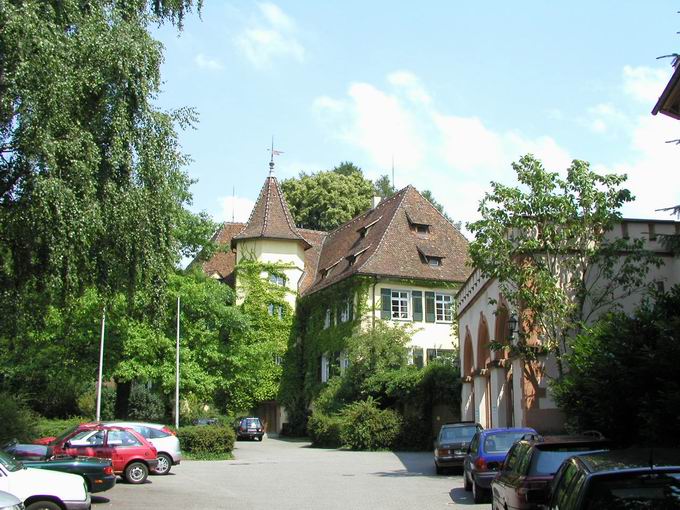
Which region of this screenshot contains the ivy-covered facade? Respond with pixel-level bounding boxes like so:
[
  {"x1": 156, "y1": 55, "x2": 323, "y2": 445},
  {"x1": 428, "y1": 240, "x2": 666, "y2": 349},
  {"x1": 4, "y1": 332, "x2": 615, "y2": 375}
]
[{"x1": 201, "y1": 166, "x2": 471, "y2": 433}]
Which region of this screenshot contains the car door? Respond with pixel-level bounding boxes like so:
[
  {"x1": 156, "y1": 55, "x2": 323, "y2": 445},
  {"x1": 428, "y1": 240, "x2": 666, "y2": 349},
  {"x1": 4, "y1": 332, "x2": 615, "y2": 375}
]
[
  {"x1": 62, "y1": 429, "x2": 105, "y2": 459},
  {"x1": 493, "y1": 443, "x2": 521, "y2": 508},
  {"x1": 106, "y1": 429, "x2": 146, "y2": 473},
  {"x1": 465, "y1": 432, "x2": 480, "y2": 478}
]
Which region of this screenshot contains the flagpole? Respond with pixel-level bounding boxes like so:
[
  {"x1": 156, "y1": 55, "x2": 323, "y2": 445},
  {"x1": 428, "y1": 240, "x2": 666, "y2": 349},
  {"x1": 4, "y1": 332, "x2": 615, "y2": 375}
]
[
  {"x1": 96, "y1": 307, "x2": 106, "y2": 421},
  {"x1": 175, "y1": 296, "x2": 180, "y2": 429}
]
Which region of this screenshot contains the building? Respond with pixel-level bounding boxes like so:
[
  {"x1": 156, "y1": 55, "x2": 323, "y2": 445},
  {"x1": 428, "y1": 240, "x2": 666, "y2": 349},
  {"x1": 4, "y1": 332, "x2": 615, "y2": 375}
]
[
  {"x1": 652, "y1": 56, "x2": 680, "y2": 120},
  {"x1": 201, "y1": 163, "x2": 471, "y2": 432},
  {"x1": 455, "y1": 219, "x2": 680, "y2": 433}
]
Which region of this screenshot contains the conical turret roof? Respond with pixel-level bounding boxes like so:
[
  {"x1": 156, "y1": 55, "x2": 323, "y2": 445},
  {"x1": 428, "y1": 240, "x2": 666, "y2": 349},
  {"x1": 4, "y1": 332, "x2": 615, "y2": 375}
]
[{"x1": 232, "y1": 175, "x2": 311, "y2": 249}]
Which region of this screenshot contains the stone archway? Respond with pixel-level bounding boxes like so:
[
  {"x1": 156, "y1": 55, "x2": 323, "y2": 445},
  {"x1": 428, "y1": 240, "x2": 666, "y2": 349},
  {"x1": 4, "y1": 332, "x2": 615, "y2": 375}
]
[
  {"x1": 461, "y1": 328, "x2": 475, "y2": 421},
  {"x1": 474, "y1": 314, "x2": 492, "y2": 427},
  {"x1": 492, "y1": 299, "x2": 513, "y2": 427}
]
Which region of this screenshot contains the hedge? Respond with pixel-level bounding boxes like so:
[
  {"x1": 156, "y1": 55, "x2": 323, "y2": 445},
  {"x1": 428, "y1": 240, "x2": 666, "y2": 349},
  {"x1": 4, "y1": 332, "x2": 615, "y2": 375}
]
[
  {"x1": 177, "y1": 425, "x2": 235, "y2": 455},
  {"x1": 307, "y1": 412, "x2": 344, "y2": 448},
  {"x1": 339, "y1": 399, "x2": 402, "y2": 451}
]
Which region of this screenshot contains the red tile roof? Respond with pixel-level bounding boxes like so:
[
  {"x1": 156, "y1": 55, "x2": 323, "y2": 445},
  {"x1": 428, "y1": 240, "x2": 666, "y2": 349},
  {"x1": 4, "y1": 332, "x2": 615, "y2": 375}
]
[{"x1": 200, "y1": 222, "x2": 244, "y2": 286}]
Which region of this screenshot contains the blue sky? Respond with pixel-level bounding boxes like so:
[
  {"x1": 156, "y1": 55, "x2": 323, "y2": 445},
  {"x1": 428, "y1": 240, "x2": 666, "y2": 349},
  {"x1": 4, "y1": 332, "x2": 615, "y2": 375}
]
[{"x1": 154, "y1": 1, "x2": 680, "y2": 233}]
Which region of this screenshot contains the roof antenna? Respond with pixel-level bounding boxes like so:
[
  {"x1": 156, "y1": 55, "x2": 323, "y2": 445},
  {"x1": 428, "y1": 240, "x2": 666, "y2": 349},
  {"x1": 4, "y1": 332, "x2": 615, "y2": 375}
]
[
  {"x1": 391, "y1": 154, "x2": 395, "y2": 191},
  {"x1": 232, "y1": 185, "x2": 235, "y2": 223},
  {"x1": 268, "y1": 136, "x2": 284, "y2": 176}
]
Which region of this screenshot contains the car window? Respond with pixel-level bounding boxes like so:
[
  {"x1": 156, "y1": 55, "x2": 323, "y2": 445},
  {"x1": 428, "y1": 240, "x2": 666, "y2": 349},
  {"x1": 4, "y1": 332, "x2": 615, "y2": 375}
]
[
  {"x1": 564, "y1": 470, "x2": 586, "y2": 509},
  {"x1": 469, "y1": 433, "x2": 480, "y2": 454},
  {"x1": 147, "y1": 427, "x2": 169, "y2": 439},
  {"x1": 583, "y1": 472, "x2": 680, "y2": 509},
  {"x1": 69, "y1": 430, "x2": 104, "y2": 446},
  {"x1": 440, "y1": 426, "x2": 477, "y2": 442},
  {"x1": 530, "y1": 450, "x2": 595, "y2": 477},
  {"x1": 107, "y1": 430, "x2": 142, "y2": 447},
  {"x1": 552, "y1": 462, "x2": 580, "y2": 509},
  {"x1": 503, "y1": 444, "x2": 521, "y2": 473},
  {"x1": 0, "y1": 450, "x2": 23, "y2": 472},
  {"x1": 516, "y1": 445, "x2": 533, "y2": 475},
  {"x1": 244, "y1": 419, "x2": 261, "y2": 428},
  {"x1": 483, "y1": 431, "x2": 528, "y2": 454}
]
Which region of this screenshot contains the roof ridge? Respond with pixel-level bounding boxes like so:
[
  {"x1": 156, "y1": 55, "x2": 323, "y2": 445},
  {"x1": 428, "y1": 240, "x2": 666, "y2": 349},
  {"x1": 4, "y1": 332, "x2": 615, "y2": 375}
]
[
  {"x1": 355, "y1": 188, "x2": 409, "y2": 272},
  {"x1": 408, "y1": 186, "x2": 468, "y2": 240},
  {"x1": 273, "y1": 176, "x2": 305, "y2": 241},
  {"x1": 325, "y1": 187, "x2": 410, "y2": 239},
  {"x1": 299, "y1": 231, "x2": 329, "y2": 295},
  {"x1": 261, "y1": 177, "x2": 272, "y2": 236}
]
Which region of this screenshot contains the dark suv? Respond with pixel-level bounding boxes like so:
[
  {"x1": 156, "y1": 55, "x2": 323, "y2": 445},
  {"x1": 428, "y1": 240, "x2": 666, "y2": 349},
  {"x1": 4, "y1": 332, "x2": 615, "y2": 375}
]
[
  {"x1": 433, "y1": 421, "x2": 482, "y2": 474},
  {"x1": 235, "y1": 417, "x2": 264, "y2": 441},
  {"x1": 491, "y1": 435, "x2": 612, "y2": 509},
  {"x1": 544, "y1": 448, "x2": 680, "y2": 509}
]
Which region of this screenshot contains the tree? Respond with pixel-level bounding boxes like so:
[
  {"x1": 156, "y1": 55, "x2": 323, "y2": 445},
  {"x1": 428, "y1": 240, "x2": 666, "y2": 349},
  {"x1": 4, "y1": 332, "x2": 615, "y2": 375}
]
[
  {"x1": 281, "y1": 167, "x2": 376, "y2": 231},
  {"x1": 0, "y1": 0, "x2": 205, "y2": 329},
  {"x1": 374, "y1": 174, "x2": 395, "y2": 198},
  {"x1": 467, "y1": 155, "x2": 660, "y2": 376},
  {"x1": 333, "y1": 161, "x2": 363, "y2": 177},
  {"x1": 551, "y1": 286, "x2": 680, "y2": 446}
]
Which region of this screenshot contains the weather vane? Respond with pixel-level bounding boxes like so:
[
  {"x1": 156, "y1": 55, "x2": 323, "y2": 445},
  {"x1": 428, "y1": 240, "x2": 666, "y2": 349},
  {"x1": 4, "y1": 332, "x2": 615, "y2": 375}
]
[{"x1": 268, "y1": 136, "x2": 284, "y2": 175}]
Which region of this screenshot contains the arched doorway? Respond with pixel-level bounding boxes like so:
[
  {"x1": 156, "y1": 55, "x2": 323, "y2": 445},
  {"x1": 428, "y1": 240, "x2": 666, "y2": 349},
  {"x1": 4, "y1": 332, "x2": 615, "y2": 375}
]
[{"x1": 475, "y1": 314, "x2": 491, "y2": 427}]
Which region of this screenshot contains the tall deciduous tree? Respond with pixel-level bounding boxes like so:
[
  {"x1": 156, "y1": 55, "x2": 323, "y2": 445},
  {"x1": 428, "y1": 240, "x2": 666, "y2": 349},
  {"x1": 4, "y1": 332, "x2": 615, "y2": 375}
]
[
  {"x1": 467, "y1": 155, "x2": 660, "y2": 375},
  {"x1": 0, "y1": 0, "x2": 204, "y2": 327},
  {"x1": 374, "y1": 174, "x2": 395, "y2": 198},
  {"x1": 281, "y1": 167, "x2": 376, "y2": 231}
]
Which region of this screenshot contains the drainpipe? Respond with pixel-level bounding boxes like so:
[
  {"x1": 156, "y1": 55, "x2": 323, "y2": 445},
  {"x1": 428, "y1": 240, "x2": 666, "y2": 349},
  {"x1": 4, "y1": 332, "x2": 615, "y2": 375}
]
[{"x1": 372, "y1": 275, "x2": 378, "y2": 330}]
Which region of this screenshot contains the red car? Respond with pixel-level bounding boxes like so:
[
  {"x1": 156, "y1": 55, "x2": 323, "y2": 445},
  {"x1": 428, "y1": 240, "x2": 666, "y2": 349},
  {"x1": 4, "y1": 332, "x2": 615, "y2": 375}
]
[{"x1": 35, "y1": 423, "x2": 158, "y2": 484}]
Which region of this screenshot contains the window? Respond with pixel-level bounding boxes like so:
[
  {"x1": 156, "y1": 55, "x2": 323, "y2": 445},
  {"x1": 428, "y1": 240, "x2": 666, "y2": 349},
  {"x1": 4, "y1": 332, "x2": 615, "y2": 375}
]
[
  {"x1": 340, "y1": 351, "x2": 350, "y2": 372},
  {"x1": 274, "y1": 355, "x2": 283, "y2": 365},
  {"x1": 268, "y1": 304, "x2": 283, "y2": 319},
  {"x1": 269, "y1": 273, "x2": 286, "y2": 286},
  {"x1": 324, "y1": 308, "x2": 331, "y2": 329},
  {"x1": 415, "y1": 224, "x2": 430, "y2": 234},
  {"x1": 435, "y1": 293, "x2": 453, "y2": 322},
  {"x1": 391, "y1": 290, "x2": 409, "y2": 319},
  {"x1": 427, "y1": 256, "x2": 442, "y2": 267},
  {"x1": 320, "y1": 354, "x2": 330, "y2": 383},
  {"x1": 412, "y1": 347, "x2": 424, "y2": 368},
  {"x1": 339, "y1": 298, "x2": 352, "y2": 322},
  {"x1": 107, "y1": 430, "x2": 142, "y2": 447},
  {"x1": 427, "y1": 348, "x2": 454, "y2": 364}
]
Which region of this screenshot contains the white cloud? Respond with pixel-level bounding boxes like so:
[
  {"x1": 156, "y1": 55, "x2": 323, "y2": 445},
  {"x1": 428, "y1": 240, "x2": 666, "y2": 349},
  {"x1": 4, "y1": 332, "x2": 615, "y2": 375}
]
[
  {"x1": 623, "y1": 65, "x2": 672, "y2": 104},
  {"x1": 194, "y1": 53, "x2": 224, "y2": 71},
  {"x1": 217, "y1": 195, "x2": 255, "y2": 223},
  {"x1": 235, "y1": 3, "x2": 304, "y2": 69}
]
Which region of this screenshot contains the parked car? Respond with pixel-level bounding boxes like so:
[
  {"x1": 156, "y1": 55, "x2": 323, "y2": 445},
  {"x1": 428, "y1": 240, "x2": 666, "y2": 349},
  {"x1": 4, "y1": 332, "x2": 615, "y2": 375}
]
[
  {"x1": 103, "y1": 421, "x2": 181, "y2": 475},
  {"x1": 433, "y1": 421, "x2": 482, "y2": 474},
  {"x1": 235, "y1": 417, "x2": 264, "y2": 441},
  {"x1": 0, "y1": 491, "x2": 23, "y2": 510},
  {"x1": 463, "y1": 427, "x2": 537, "y2": 503},
  {"x1": 192, "y1": 418, "x2": 218, "y2": 426},
  {"x1": 3, "y1": 441, "x2": 116, "y2": 494},
  {"x1": 35, "y1": 424, "x2": 158, "y2": 484},
  {"x1": 0, "y1": 450, "x2": 90, "y2": 510},
  {"x1": 542, "y1": 448, "x2": 680, "y2": 510},
  {"x1": 491, "y1": 435, "x2": 612, "y2": 510}
]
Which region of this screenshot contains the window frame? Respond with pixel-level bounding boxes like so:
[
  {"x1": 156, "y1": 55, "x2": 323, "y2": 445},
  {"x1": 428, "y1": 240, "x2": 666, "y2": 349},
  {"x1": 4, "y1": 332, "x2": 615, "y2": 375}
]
[
  {"x1": 390, "y1": 290, "x2": 410, "y2": 320},
  {"x1": 434, "y1": 292, "x2": 453, "y2": 323}
]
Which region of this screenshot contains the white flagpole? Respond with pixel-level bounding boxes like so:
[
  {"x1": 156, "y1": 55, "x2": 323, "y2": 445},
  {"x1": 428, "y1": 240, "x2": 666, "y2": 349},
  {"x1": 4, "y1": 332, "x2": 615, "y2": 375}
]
[
  {"x1": 96, "y1": 307, "x2": 106, "y2": 421},
  {"x1": 175, "y1": 296, "x2": 180, "y2": 429}
]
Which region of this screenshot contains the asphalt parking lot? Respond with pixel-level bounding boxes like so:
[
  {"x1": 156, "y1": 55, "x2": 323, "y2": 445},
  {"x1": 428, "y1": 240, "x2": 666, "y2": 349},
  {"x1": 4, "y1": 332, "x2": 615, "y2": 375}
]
[{"x1": 92, "y1": 437, "x2": 488, "y2": 509}]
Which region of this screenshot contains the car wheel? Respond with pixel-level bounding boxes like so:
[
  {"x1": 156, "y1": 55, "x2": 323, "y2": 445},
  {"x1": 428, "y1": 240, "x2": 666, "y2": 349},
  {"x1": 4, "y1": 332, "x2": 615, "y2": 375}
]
[
  {"x1": 472, "y1": 479, "x2": 487, "y2": 504},
  {"x1": 153, "y1": 453, "x2": 172, "y2": 475},
  {"x1": 125, "y1": 461, "x2": 149, "y2": 484},
  {"x1": 435, "y1": 463, "x2": 443, "y2": 475},
  {"x1": 463, "y1": 469, "x2": 472, "y2": 491},
  {"x1": 26, "y1": 502, "x2": 61, "y2": 510}
]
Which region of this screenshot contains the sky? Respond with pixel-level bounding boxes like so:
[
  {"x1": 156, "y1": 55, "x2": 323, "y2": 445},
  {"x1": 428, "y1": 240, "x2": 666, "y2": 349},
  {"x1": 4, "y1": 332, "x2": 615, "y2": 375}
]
[{"x1": 153, "y1": 1, "x2": 680, "y2": 236}]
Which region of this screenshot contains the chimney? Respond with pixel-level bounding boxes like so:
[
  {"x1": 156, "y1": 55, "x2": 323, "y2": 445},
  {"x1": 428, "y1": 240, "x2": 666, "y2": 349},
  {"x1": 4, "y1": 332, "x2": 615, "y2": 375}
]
[{"x1": 372, "y1": 196, "x2": 382, "y2": 209}]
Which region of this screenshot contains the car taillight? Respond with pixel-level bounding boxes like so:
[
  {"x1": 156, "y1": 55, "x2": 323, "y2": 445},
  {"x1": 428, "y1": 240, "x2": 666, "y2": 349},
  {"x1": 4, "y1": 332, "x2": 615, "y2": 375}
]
[
  {"x1": 103, "y1": 466, "x2": 114, "y2": 475},
  {"x1": 436, "y1": 449, "x2": 448, "y2": 456},
  {"x1": 162, "y1": 426, "x2": 176, "y2": 436},
  {"x1": 474, "y1": 457, "x2": 487, "y2": 471},
  {"x1": 240, "y1": 426, "x2": 246, "y2": 431}
]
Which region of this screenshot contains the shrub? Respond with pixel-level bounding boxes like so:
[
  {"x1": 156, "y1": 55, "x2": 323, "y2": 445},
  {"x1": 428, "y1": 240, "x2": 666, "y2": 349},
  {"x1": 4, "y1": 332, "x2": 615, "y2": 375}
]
[
  {"x1": 127, "y1": 384, "x2": 166, "y2": 422},
  {"x1": 395, "y1": 414, "x2": 431, "y2": 451},
  {"x1": 0, "y1": 393, "x2": 37, "y2": 444},
  {"x1": 32, "y1": 416, "x2": 87, "y2": 441},
  {"x1": 177, "y1": 425, "x2": 235, "y2": 455},
  {"x1": 339, "y1": 398, "x2": 402, "y2": 451},
  {"x1": 77, "y1": 385, "x2": 116, "y2": 420},
  {"x1": 307, "y1": 412, "x2": 344, "y2": 448}
]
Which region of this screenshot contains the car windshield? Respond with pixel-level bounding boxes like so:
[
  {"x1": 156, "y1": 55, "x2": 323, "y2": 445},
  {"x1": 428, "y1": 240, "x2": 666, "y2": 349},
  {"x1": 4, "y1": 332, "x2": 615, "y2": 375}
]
[
  {"x1": 440, "y1": 426, "x2": 477, "y2": 442},
  {"x1": 52, "y1": 425, "x2": 80, "y2": 444},
  {"x1": 484, "y1": 431, "x2": 529, "y2": 454},
  {"x1": 0, "y1": 450, "x2": 23, "y2": 472},
  {"x1": 584, "y1": 472, "x2": 680, "y2": 509},
  {"x1": 244, "y1": 419, "x2": 260, "y2": 428},
  {"x1": 530, "y1": 448, "x2": 605, "y2": 476}
]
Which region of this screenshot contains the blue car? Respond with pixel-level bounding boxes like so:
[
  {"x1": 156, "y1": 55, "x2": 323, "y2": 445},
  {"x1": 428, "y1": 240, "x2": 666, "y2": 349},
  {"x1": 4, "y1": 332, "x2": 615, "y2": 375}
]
[{"x1": 463, "y1": 427, "x2": 537, "y2": 503}]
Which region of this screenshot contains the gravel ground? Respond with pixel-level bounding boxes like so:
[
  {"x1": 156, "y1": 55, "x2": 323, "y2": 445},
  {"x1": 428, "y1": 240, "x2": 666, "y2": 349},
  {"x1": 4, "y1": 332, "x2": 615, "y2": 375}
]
[{"x1": 91, "y1": 437, "x2": 489, "y2": 509}]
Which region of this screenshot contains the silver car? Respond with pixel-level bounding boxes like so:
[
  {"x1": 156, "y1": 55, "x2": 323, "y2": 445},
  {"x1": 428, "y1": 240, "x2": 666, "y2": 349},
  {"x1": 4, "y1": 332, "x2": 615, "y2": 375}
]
[
  {"x1": 0, "y1": 491, "x2": 23, "y2": 510},
  {"x1": 104, "y1": 422, "x2": 181, "y2": 475}
]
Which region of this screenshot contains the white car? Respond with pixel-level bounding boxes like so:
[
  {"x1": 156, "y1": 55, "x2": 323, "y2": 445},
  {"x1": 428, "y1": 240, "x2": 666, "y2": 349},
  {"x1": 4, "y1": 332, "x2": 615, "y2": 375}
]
[
  {"x1": 0, "y1": 451, "x2": 90, "y2": 510},
  {"x1": 104, "y1": 421, "x2": 181, "y2": 475},
  {"x1": 0, "y1": 491, "x2": 23, "y2": 510}
]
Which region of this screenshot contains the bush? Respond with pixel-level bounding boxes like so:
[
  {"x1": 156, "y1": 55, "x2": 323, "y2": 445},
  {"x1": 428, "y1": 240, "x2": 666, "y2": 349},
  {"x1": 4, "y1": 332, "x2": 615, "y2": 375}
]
[
  {"x1": 394, "y1": 414, "x2": 431, "y2": 451},
  {"x1": 77, "y1": 385, "x2": 116, "y2": 420},
  {"x1": 32, "y1": 416, "x2": 87, "y2": 441},
  {"x1": 339, "y1": 398, "x2": 402, "y2": 451},
  {"x1": 307, "y1": 412, "x2": 344, "y2": 448},
  {"x1": 0, "y1": 393, "x2": 37, "y2": 444},
  {"x1": 127, "y1": 384, "x2": 166, "y2": 422},
  {"x1": 177, "y1": 425, "x2": 235, "y2": 455}
]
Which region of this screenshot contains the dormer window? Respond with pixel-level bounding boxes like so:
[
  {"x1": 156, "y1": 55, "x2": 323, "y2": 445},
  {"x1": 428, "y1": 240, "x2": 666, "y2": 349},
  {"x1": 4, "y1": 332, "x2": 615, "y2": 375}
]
[
  {"x1": 406, "y1": 211, "x2": 431, "y2": 236},
  {"x1": 415, "y1": 224, "x2": 430, "y2": 234},
  {"x1": 346, "y1": 246, "x2": 370, "y2": 267},
  {"x1": 322, "y1": 259, "x2": 342, "y2": 279},
  {"x1": 358, "y1": 216, "x2": 382, "y2": 239},
  {"x1": 427, "y1": 256, "x2": 442, "y2": 267},
  {"x1": 417, "y1": 245, "x2": 445, "y2": 268}
]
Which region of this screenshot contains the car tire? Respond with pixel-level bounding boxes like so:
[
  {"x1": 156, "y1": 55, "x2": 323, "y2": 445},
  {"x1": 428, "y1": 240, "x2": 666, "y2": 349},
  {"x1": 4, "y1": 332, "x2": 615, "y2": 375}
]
[
  {"x1": 463, "y1": 469, "x2": 472, "y2": 491},
  {"x1": 125, "y1": 461, "x2": 149, "y2": 484},
  {"x1": 472, "y1": 479, "x2": 486, "y2": 504},
  {"x1": 435, "y1": 463, "x2": 443, "y2": 475},
  {"x1": 153, "y1": 453, "x2": 172, "y2": 475},
  {"x1": 26, "y1": 502, "x2": 61, "y2": 510}
]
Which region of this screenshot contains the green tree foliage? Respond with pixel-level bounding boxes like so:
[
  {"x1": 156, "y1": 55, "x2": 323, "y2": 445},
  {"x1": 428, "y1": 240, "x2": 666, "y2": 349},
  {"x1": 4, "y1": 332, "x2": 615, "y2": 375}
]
[
  {"x1": 281, "y1": 167, "x2": 376, "y2": 231},
  {"x1": 0, "y1": 393, "x2": 37, "y2": 443},
  {"x1": 552, "y1": 286, "x2": 680, "y2": 446},
  {"x1": 0, "y1": 0, "x2": 206, "y2": 332},
  {"x1": 468, "y1": 155, "x2": 660, "y2": 374},
  {"x1": 374, "y1": 174, "x2": 395, "y2": 198},
  {"x1": 339, "y1": 398, "x2": 402, "y2": 451}
]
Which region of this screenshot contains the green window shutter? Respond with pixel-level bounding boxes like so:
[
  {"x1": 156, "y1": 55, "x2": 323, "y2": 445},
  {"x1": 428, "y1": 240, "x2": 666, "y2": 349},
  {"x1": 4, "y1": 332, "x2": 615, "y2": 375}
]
[
  {"x1": 348, "y1": 297, "x2": 354, "y2": 321},
  {"x1": 425, "y1": 291, "x2": 435, "y2": 323},
  {"x1": 412, "y1": 291, "x2": 423, "y2": 321},
  {"x1": 381, "y1": 288, "x2": 391, "y2": 319}
]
